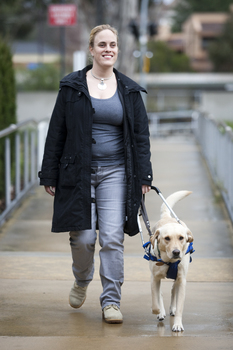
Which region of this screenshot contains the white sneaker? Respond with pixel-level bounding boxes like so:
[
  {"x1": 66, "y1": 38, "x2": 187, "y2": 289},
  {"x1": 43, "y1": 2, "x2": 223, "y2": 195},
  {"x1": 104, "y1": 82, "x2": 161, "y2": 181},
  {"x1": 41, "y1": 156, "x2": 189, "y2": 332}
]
[
  {"x1": 69, "y1": 282, "x2": 87, "y2": 308},
  {"x1": 102, "y1": 304, "x2": 123, "y2": 324}
]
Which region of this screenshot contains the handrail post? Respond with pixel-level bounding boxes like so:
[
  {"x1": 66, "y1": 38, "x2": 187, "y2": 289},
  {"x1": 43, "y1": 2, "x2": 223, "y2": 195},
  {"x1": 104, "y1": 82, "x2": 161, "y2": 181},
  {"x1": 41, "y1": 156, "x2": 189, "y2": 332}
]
[
  {"x1": 15, "y1": 132, "x2": 20, "y2": 198},
  {"x1": 30, "y1": 131, "x2": 36, "y2": 184},
  {"x1": 5, "y1": 137, "x2": 11, "y2": 208},
  {"x1": 24, "y1": 130, "x2": 29, "y2": 189}
]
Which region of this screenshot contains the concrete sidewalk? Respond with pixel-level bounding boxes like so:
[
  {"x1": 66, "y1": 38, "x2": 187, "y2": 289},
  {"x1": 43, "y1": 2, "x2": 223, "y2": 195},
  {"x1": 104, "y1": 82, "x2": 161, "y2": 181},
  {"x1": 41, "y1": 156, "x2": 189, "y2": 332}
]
[{"x1": 0, "y1": 135, "x2": 233, "y2": 350}]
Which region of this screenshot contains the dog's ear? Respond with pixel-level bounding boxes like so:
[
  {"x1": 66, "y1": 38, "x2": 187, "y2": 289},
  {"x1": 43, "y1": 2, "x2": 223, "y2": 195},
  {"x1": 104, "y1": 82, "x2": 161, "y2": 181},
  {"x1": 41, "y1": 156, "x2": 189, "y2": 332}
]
[
  {"x1": 150, "y1": 229, "x2": 160, "y2": 248},
  {"x1": 186, "y1": 229, "x2": 193, "y2": 242}
]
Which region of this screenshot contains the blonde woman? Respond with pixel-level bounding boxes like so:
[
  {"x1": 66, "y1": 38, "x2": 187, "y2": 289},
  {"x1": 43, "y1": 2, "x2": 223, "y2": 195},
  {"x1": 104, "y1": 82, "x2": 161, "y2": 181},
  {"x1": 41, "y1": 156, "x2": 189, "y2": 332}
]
[{"x1": 39, "y1": 24, "x2": 152, "y2": 324}]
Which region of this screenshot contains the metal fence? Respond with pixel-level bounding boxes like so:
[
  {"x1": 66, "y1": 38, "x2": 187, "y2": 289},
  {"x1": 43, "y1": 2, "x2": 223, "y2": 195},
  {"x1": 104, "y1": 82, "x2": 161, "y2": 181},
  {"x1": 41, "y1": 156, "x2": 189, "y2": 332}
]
[
  {"x1": 195, "y1": 112, "x2": 233, "y2": 224},
  {"x1": 148, "y1": 110, "x2": 198, "y2": 137},
  {"x1": 0, "y1": 119, "x2": 49, "y2": 226}
]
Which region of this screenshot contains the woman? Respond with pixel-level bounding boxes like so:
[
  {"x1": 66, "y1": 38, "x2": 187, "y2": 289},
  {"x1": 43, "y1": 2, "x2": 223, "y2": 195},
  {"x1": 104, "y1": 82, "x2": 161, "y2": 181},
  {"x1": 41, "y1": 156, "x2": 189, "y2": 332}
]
[{"x1": 39, "y1": 24, "x2": 152, "y2": 324}]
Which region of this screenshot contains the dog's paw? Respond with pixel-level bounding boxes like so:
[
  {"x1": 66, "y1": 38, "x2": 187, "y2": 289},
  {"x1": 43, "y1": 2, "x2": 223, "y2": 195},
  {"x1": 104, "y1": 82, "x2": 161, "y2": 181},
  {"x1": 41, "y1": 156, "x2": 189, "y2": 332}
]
[
  {"x1": 170, "y1": 306, "x2": 176, "y2": 316},
  {"x1": 172, "y1": 323, "x2": 184, "y2": 332},
  {"x1": 157, "y1": 312, "x2": 166, "y2": 321},
  {"x1": 152, "y1": 308, "x2": 166, "y2": 321}
]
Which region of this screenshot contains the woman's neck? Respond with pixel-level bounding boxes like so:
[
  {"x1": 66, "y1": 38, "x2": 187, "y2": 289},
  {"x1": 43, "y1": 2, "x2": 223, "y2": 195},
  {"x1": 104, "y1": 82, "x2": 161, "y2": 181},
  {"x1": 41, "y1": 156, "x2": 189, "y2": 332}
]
[{"x1": 91, "y1": 63, "x2": 114, "y2": 79}]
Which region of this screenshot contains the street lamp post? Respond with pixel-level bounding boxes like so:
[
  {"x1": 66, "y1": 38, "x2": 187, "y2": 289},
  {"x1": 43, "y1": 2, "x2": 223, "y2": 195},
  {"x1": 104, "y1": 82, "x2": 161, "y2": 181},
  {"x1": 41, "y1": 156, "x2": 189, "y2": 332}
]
[
  {"x1": 60, "y1": 0, "x2": 66, "y2": 79},
  {"x1": 139, "y1": 0, "x2": 149, "y2": 106}
]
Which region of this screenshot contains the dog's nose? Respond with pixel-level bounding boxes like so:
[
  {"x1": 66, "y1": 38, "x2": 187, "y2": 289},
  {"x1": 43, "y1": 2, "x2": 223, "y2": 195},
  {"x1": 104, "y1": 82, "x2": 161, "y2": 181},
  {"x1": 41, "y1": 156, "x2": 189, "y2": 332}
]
[{"x1": 172, "y1": 249, "x2": 180, "y2": 258}]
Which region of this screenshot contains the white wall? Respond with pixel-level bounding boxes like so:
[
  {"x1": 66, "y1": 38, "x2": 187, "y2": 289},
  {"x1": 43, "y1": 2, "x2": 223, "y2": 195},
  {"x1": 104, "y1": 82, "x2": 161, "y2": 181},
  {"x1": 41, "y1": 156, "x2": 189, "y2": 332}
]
[
  {"x1": 16, "y1": 91, "x2": 57, "y2": 123},
  {"x1": 200, "y1": 91, "x2": 233, "y2": 122}
]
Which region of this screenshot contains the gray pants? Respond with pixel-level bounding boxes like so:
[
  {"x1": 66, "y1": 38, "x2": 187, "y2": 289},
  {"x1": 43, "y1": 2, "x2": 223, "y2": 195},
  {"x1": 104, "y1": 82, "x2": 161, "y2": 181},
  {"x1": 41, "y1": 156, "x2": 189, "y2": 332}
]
[{"x1": 69, "y1": 165, "x2": 126, "y2": 309}]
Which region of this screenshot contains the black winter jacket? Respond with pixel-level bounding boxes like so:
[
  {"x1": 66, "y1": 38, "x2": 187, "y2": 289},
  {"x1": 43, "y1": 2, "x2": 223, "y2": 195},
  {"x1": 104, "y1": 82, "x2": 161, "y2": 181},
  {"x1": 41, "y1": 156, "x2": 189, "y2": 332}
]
[{"x1": 39, "y1": 65, "x2": 153, "y2": 236}]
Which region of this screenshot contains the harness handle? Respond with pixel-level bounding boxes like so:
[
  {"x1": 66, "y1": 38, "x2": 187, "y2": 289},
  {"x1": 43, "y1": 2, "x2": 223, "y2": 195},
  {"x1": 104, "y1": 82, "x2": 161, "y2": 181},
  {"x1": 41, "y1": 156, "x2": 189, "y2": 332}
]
[
  {"x1": 140, "y1": 194, "x2": 152, "y2": 237},
  {"x1": 151, "y1": 186, "x2": 182, "y2": 224}
]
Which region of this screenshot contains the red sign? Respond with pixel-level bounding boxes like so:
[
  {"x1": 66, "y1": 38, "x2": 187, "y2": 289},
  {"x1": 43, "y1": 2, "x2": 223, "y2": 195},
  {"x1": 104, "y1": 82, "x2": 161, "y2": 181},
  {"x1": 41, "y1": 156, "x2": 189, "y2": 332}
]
[{"x1": 48, "y1": 4, "x2": 77, "y2": 26}]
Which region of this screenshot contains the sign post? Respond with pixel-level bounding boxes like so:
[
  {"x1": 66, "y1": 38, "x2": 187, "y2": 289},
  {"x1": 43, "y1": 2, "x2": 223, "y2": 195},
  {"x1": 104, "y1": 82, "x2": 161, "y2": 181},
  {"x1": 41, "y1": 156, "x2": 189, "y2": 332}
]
[{"x1": 48, "y1": 4, "x2": 77, "y2": 78}]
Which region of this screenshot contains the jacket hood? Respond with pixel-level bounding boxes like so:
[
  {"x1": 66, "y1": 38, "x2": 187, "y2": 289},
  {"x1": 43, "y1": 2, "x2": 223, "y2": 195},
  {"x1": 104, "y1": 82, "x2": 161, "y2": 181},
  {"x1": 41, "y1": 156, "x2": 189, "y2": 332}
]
[{"x1": 59, "y1": 65, "x2": 147, "y2": 93}]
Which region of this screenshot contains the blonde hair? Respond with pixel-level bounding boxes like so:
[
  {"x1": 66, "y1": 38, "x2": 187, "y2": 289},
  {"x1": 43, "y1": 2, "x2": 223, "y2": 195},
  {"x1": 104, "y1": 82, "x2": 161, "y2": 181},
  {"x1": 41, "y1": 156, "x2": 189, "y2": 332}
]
[{"x1": 89, "y1": 24, "x2": 119, "y2": 48}]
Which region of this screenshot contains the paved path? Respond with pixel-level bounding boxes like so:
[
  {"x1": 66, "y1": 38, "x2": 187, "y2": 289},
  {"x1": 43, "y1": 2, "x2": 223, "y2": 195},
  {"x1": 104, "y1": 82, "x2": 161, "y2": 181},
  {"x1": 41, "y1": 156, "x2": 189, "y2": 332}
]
[{"x1": 0, "y1": 135, "x2": 233, "y2": 350}]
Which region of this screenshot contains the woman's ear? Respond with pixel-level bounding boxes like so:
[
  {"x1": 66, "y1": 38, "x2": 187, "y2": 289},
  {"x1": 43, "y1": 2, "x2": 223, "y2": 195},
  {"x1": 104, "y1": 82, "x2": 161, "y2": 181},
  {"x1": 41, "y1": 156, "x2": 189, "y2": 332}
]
[{"x1": 89, "y1": 46, "x2": 94, "y2": 57}]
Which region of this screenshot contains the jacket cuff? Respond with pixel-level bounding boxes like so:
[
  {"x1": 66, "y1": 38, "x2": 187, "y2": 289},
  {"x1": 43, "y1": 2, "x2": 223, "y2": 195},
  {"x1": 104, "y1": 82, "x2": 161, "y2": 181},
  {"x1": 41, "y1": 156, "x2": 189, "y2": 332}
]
[
  {"x1": 142, "y1": 173, "x2": 152, "y2": 186},
  {"x1": 142, "y1": 180, "x2": 152, "y2": 186},
  {"x1": 39, "y1": 178, "x2": 57, "y2": 186}
]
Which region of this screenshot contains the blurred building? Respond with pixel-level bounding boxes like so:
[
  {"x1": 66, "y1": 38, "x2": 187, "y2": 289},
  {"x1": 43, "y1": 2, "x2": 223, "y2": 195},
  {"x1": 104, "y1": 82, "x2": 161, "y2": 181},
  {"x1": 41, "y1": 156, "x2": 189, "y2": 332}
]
[
  {"x1": 183, "y1": 13, "x2": 228, "y2": 71},
  {"x1": 154, "y1": 1, "x2": 230, "y2": 72}
]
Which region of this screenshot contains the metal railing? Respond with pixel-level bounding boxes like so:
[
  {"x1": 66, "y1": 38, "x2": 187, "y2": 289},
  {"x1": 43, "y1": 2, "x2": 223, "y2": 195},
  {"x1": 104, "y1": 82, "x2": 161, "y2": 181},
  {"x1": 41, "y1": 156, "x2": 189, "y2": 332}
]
[
  {"x1": 0, "y1": 119, "x2": 49, "y2": 226},
  {"x1": 148, "y1": 110, "x2": 198, "y2": 136},
  {"x1": 195, "y1": 112, "x2": 233, "y2": 224}
]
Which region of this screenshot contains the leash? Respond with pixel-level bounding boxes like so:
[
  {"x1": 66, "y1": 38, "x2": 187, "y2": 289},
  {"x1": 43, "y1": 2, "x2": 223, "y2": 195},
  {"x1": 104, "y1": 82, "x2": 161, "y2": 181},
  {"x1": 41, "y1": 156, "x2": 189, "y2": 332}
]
[{"x1": 138, "y1": 186, "x2": 195, "y2": 280}]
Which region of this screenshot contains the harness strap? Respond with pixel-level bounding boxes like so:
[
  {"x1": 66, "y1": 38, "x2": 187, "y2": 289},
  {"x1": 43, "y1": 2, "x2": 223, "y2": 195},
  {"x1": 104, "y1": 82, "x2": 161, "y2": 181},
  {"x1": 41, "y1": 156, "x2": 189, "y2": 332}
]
[{"x1": 143, "y1": 241, "x2": 195, "y2": 280}]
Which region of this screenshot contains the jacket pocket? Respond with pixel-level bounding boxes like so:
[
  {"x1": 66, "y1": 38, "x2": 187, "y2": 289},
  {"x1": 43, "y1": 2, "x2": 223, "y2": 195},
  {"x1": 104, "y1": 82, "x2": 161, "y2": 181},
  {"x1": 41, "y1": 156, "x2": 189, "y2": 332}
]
[{"x1": 59, "y1": 155, "x2": 76, "y2": 187}]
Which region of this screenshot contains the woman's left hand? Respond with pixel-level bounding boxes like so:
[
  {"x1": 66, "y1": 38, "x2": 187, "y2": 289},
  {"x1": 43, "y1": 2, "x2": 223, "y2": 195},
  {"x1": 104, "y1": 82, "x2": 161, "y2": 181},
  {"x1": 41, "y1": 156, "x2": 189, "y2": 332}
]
[{"x1": 142, "y1": 185, "x2": 151, "y2": 194}]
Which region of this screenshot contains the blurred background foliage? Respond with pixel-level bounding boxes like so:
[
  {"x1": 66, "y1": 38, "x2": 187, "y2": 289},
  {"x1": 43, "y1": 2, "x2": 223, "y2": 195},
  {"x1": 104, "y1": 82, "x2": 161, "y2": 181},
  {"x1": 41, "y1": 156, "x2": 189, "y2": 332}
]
[
  {"x1": 16, "y1": 64, "x2": 60, "y2": 91},
  {"x1": 147, "y1": 40, "x2": 192, "y2": 73},
  {"x1": 208, "y1": 13, "x2": 233, "y2": 72},
  {"x1": 0, "y1": 0, "x2": 233, "y2": 91}
]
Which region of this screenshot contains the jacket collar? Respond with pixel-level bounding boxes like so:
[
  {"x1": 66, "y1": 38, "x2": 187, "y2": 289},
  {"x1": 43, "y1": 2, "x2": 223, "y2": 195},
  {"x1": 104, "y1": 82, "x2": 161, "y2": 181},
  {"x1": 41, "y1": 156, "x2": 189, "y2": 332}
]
[
  {"x1": 114, "y1": 68, "x2": 147, "y2": 94},
  {"x1": 59, "y1": 65, "x2": 147, "y2": 94}
]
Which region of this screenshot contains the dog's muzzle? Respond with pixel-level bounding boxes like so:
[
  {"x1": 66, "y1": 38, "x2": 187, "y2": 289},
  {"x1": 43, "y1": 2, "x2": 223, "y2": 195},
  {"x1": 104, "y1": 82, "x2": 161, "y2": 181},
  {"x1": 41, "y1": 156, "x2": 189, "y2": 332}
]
[{"x1": 172, "y1": 249, "x2": 180, "y2": 258}]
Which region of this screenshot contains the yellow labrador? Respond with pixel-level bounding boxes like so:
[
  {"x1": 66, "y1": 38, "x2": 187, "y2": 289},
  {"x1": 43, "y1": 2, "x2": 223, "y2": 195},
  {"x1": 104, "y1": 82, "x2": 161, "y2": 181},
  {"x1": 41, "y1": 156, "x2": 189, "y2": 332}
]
[{"x1": 149, "y1": 191, "x2": 193, "y2": 332}]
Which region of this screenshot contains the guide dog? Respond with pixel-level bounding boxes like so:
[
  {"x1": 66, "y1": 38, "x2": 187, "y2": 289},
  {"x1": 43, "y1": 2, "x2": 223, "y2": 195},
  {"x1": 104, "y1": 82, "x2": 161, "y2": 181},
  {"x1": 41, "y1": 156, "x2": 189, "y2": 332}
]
[{"x1": 149, "y1": 191, "x2": 193, "y2": 332}]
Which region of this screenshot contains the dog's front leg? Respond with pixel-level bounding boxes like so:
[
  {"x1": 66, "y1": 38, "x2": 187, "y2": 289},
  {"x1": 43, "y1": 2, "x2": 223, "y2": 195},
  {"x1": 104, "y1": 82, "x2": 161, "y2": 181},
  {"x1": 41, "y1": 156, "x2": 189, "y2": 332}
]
[
  {"x1": 151, "y1": 277, "x2": 166, "y2": 321},
  {"x1": 172, "y1": 279, "x2": 186, "y2": 332},
  {"x1": 170, "y1": 281, "x2": 176, "y2": 316}
]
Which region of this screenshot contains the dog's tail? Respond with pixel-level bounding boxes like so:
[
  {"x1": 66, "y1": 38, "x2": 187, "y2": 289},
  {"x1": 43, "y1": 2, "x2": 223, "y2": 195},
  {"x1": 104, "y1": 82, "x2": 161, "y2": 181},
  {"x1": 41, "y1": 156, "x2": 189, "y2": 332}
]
[{"x1": 161, "y1": 191, "x2": 192, "y2": 219}]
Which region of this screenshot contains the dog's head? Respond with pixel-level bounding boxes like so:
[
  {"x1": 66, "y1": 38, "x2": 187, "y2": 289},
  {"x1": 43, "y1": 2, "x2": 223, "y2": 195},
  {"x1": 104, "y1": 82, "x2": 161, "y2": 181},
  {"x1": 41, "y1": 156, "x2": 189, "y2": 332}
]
[{"x1": 150, "y1": 223, "x2": 193, "y2": 261}]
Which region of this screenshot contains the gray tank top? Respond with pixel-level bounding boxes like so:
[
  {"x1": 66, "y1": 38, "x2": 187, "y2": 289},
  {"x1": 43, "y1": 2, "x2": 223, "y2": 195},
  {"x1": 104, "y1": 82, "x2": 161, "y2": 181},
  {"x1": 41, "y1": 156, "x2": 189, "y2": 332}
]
[{"x1": 91, "y1": 89, "x2": 124, "y2": 166}]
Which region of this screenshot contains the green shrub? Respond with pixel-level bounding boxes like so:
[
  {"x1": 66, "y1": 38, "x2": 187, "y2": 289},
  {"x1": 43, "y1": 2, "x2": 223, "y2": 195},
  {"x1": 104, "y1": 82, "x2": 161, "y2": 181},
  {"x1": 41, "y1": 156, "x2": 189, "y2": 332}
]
[
  {"x1": 16, "y1": 64, "x2": 60, "y2": 91},
  {"x1": 147, "y1": 41, "x2": 193, "y2": 73},
  {"x1": 225, "y1": 121, "x2": 233, "y2": 129},
  {"x1": 0, "y1": 37, "x2": 16, "y2": 201}
]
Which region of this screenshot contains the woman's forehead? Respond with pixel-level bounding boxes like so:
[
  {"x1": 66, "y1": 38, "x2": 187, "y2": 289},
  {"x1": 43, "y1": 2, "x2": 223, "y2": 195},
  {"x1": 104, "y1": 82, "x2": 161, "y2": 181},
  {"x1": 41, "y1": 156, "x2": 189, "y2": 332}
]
[{"x1": 94, "y1": 29, "x2": 117, "y2": 44}]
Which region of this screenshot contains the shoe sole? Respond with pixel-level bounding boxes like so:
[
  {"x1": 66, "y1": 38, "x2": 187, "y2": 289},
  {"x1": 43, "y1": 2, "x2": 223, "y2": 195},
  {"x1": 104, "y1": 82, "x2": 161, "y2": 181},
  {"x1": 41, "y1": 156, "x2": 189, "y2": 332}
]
[
  {"x1": 69, "y1": 296, "x2": 86, "y2": 309},
  {"x1": 102, "y1": 313, "x2": 123, "y2": 324}
]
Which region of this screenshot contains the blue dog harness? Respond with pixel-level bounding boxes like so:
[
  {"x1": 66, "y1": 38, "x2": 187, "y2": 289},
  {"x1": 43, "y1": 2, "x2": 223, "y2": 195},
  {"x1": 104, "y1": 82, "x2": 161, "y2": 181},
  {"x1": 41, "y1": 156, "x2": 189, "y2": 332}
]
[{"x1": 143, "y1": 241, "x2": 195, "y2": 280}]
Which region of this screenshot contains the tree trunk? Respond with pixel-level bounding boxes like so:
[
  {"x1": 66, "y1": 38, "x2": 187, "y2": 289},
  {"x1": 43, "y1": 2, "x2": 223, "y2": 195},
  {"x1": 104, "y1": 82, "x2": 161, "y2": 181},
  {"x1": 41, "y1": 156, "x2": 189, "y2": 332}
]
[{"x1": 116, "y1": 0, "x2": 138, "y2": 77}]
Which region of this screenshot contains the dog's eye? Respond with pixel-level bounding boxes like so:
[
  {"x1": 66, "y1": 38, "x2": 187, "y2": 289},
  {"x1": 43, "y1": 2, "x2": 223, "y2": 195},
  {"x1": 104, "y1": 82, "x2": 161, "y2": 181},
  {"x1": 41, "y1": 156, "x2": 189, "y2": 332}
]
[
  {"x1": 179, "y1": 236, "x2": 184, "y2": 241},
  {"x1": 165, "y1": 236, "x2": 170, "y2": 241}
]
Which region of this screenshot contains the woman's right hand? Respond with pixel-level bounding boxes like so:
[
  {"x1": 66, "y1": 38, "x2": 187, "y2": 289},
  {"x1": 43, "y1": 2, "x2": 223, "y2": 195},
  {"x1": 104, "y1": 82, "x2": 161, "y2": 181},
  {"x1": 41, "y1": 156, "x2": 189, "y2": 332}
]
[{"x1": 44, "y1": 186, "x2": 56, "y2": 197}]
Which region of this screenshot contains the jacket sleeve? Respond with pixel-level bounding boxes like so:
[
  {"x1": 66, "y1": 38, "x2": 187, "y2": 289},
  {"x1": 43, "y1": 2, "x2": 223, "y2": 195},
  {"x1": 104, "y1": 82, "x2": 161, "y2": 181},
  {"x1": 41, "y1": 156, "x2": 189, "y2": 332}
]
[
  {"x1": 38, "y1": 87, "x2": 67, "y2": 186},
  {"x1": 133, "y1": 91, "x2": 153, "y2": 186}
]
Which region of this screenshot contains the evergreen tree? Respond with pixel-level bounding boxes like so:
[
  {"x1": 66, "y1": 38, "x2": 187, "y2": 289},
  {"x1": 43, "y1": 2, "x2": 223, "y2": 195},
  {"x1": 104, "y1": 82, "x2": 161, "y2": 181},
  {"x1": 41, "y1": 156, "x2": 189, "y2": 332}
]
[
  {"x1": 0, "y1": 37, "x2": 16, "y2": 202},
  {"x1": 0, "y1": 38, "x2": 16, "y2": 130}
]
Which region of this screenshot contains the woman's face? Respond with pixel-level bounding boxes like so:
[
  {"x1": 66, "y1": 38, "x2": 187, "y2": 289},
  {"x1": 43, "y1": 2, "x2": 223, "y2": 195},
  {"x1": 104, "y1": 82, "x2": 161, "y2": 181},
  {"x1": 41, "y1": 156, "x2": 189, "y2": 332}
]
[{"x1": 90, "y1": 29, "x2": 118, "y2": 69}]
